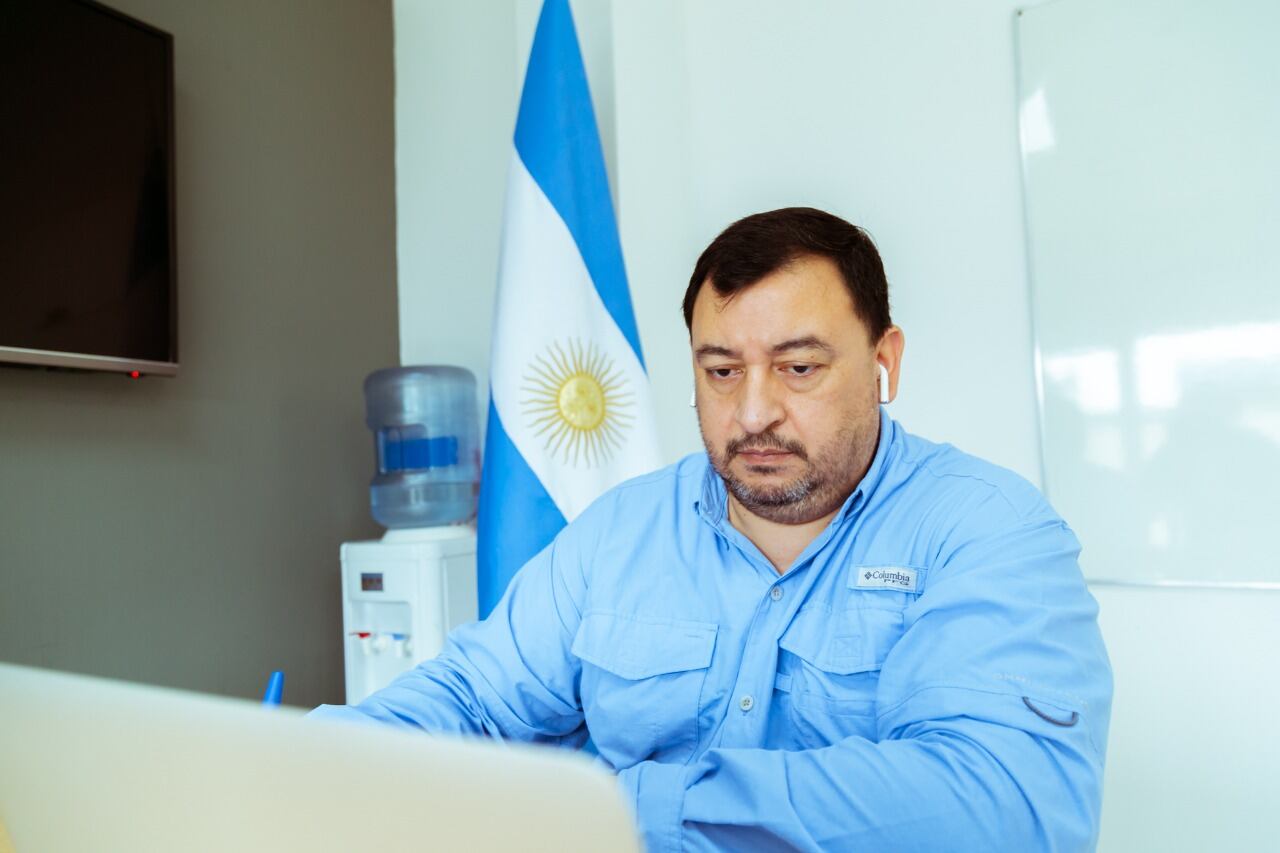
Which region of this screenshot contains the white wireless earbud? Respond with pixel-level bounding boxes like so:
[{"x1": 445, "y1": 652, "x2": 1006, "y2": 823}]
[
  {"x1": 878, "y1": 363, "x2": 891, "y2": 404},
  {"x1": 689, "y1": 389, "x2": 696, "y2": 408}
]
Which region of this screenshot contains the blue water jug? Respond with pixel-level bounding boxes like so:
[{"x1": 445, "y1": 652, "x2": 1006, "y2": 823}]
[{"x1": 363, "y1": 366, "x2": 479, "y2": 529}]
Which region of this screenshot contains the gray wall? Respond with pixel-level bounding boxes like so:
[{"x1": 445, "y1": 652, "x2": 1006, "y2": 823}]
[{"x1": 0, "y1": 0, "x2": 397, "y2": 708}]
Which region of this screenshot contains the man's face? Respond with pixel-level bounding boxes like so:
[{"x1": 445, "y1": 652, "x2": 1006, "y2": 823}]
[{"x1": 690, "y1": 255, "x2": 898, "y2": 525}]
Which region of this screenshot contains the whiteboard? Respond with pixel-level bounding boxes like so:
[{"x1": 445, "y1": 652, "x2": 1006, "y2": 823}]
[{"x1": 1017, "y1": 0, "x2": 1280, "y2": 585}]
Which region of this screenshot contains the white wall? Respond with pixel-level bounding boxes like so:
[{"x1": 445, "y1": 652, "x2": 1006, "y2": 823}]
[
  {"x1": 393, "y1": 1, "x2": 514, "y2": 397},
  {"x1": 1093, "y1": 585, "x2": 1280, "y2": 851},
  {"x1": 393, "y1": 1, "x2": 1277, "y2": 848}
]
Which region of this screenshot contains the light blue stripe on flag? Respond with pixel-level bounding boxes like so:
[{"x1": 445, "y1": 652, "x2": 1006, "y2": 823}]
[{"x1": 476, "y1": 403, "x2": 564, "y2": 614}]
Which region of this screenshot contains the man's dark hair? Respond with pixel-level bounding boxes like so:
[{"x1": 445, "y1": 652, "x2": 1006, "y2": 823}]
[{"x1": 682, "y1": 207, "x2": 892, "y2": 341}]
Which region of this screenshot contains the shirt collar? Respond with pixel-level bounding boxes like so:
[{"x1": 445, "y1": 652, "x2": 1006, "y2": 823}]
[{"x1": 695, "y1": 406, "x2": 897, "y2": 531}]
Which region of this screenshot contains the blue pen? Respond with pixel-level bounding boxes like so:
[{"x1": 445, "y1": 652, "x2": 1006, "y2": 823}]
[{"x1": 262, "y1": 670, "x2": 285, "y2": 706}]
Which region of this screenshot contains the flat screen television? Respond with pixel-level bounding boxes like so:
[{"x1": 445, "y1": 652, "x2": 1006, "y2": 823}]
[{"x1": 1, "y1": 0, "x2": 177, "y2": 377}]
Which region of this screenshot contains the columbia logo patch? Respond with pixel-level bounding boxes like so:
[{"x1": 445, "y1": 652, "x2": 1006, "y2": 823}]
[{"x1": 855, "y1": 567, "x2": 918, "y2": 592}]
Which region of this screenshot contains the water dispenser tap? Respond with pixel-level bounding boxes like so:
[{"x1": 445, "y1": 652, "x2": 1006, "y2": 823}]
[
  {"x1": 389, "y1": 632, "x2": 411, "y2": 658},
  {"x1": 350, "y1": 630, "x2": 374, "y2": 655}
]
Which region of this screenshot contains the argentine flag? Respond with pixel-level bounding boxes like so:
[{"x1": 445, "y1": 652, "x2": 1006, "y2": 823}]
[{"x1": 476, "y1": 0, "x2": 661, "y2": 617}]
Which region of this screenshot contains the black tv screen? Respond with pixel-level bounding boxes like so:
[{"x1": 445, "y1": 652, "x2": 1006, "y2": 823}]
[{"x1": 1, "y1": 0, "x2": 176, "y2": 376}]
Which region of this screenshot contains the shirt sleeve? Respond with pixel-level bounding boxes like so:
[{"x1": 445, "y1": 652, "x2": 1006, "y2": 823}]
[
  {"x1": 307, "y1": 526, "x2": 591, "y2": 746},
  {"x1": 622, "y1": 505, "x2": 1113, "y2": 852}
]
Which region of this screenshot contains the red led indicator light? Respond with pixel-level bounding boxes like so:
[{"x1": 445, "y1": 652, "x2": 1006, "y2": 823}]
[{"x1": 129, "y1": 371, "x2": 141, "y2": 379}]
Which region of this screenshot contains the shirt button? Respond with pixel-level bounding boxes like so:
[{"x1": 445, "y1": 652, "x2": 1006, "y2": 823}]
[
  {"x1": 770, "y1": 586, "x2": 783, "y2": 601},
  {"x1": 739, "y1": 694, "x2": 755, "y2": 712}
]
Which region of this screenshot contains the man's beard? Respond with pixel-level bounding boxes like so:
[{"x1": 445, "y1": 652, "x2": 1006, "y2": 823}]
[{"x1": 703, "y1": 420, "x2": 875, "y2": 525}]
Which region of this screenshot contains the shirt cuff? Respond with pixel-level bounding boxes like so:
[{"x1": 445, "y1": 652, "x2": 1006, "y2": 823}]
[{"x1": 617, "y1": 760, "x2": 689, "y2": 853}]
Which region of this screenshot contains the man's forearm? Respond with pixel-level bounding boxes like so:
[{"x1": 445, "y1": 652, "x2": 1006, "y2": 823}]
[
  {"x1": 308, "y1": 655, "x2": 504, "y2": 736},
  {"x1": 624, "y1": 716, "x2": 1099, "y2": 852}
]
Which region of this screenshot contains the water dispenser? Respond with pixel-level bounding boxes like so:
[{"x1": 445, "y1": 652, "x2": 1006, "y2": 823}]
[{"x1": 339, "y1": 366, "x2": 481, "y2": 704}]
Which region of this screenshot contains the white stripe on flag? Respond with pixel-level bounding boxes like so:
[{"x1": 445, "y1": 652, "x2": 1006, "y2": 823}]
[{"x1": 489, "y1": 152, "x2": 662, "y2": 522}]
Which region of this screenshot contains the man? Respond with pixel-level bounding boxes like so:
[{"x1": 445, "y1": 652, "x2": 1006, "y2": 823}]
[{"x1": 313, "y1": 208, "x2": 1112, "y2": 851}]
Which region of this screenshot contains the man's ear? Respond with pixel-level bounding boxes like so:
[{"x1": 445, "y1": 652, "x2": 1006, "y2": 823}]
[{"x1": 875, "y1": 326, "x2": 905, "y2": 404}]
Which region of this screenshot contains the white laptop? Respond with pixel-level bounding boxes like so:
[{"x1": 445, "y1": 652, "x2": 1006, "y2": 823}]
[{"x1": 0, "y1": 663, "x2": 640, "y2": 852}]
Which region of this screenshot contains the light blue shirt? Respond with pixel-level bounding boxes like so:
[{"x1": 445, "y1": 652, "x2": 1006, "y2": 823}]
[{"x1": 312, "y1": 410, "x2": 1112, "y2": 851}]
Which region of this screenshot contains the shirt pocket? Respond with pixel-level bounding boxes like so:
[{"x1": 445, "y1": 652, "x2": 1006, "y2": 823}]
[
  {"x1": 571, "y1": 609, "x2": 717, "y2": 762},
  {"x1": 774, "y1": 603, "x2": 909, "y2": 747}
]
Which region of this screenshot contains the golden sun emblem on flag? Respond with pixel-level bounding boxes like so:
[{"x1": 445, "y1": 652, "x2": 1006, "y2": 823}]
[{"x1": 523, "y1": 339, "x2": 634, "y2": 466}]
